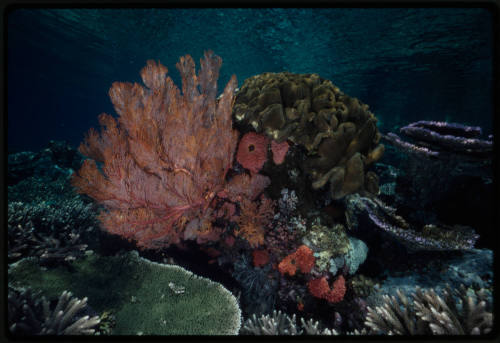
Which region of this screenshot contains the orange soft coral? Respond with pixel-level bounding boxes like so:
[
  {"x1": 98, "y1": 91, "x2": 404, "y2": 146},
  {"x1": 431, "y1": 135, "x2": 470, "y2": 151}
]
[
  {"x1": 307, "y1": 276, "x2": 330, "y2": 298},
  {"x1": 325, "y1": 275, "x2": 346, "y2": 303},
  {"x1": 307, "y1": 275, "x2": 346, "y2": 303},
  {"x1": 235, "y1": 196, "x2": 275, "y2": 248},
  {"x1": 278, "y1": 255, "x2": 298, "y2": 276},
  {"x1": 278, "y1": 245, "x2": 315, "y2": 276}
]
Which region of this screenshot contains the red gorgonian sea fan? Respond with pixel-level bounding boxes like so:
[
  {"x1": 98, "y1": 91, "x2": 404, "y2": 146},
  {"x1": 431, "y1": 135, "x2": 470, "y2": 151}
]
[
  {"x1": 236, "y1": 132, "x2": 269, "y2": 173},
  {"x1": 72, "y1": 51, "x2": 238, "y2": 249}
]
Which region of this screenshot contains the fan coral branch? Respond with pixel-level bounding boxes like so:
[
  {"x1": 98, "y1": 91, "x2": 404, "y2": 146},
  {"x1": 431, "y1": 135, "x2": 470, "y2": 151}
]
[{"x1": 72, "y1": 51, "x2": 238, "y2": 249}]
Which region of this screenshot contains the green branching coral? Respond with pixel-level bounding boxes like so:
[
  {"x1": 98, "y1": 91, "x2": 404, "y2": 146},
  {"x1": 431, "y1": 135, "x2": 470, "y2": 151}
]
[
  {"x1": 9, "y1": 251, "x2": 241, "y2": 335},
  {"x1": 365, "y1": 285, "x2": 492, "y2": 335}
]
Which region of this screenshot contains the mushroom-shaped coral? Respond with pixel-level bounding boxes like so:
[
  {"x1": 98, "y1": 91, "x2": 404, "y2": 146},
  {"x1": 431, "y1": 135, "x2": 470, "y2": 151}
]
[{"x1": 236, "y1": 132, "x2": 269, "y2": 173}]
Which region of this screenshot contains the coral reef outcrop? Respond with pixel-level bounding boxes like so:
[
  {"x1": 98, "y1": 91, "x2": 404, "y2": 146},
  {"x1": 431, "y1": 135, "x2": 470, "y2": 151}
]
[{"x1": 232, "y1": 72, "x2": 384, "y2": 200}]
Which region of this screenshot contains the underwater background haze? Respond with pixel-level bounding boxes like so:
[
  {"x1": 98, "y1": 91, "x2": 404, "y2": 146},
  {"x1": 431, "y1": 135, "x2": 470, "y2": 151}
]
[{"x1": 7, "y1": 7, "x2": 494, "y2": 153}]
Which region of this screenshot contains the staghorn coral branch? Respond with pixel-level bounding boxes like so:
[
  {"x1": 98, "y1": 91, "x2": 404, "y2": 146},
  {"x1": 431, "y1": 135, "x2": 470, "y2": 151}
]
[
  {"x1": 9, "y1": 287, "x2": 101, "y2": 335},
  {"x1": 365, "y1": 285, "x2": 493, "y2": 335}
]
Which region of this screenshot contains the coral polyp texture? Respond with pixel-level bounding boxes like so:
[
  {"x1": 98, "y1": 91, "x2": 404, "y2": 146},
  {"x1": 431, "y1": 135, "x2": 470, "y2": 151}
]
[{"x1": 232, "y1": 71, "x2": 384, "y2": 199}]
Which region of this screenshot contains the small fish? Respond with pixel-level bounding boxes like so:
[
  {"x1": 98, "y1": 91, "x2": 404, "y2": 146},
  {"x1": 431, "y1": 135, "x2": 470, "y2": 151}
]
[{"x1": 168, "y1": 282, "x2": 185, "y2": 295}]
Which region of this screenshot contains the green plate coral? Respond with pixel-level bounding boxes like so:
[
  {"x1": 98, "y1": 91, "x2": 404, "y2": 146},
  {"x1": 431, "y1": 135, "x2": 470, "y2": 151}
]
[{"x1": 8, "y1": 251, "x2": 241, "y2": 335}]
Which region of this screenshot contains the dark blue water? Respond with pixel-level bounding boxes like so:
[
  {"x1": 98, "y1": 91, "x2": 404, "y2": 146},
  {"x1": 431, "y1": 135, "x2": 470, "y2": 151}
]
[{"x1": 7, "y1": 7, "x2": 494, "y2": 153}]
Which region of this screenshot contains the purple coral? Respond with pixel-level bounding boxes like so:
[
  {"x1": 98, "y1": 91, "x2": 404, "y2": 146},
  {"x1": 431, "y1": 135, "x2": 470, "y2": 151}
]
[
  {"x1": 399, "y1": 120, "x2": 492, "y2": 156},
  {"x1": 345, "y1": 194, "x2": 479, "y2": 252},
  {"x1": 383, "y1": 132, "x2": 440, "y2": 158}
]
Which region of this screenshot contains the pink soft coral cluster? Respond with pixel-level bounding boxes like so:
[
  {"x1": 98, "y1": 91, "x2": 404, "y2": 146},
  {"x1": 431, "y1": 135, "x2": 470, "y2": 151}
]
[
  {"x1": 271, "y1": 140, "x2": 290, "y2": 165},
  {"x1": 236, "y1": 132, "x2": 290, "y2": 173},
  {"x1": 236, "y1": 132, "x2": 269, "y2": 174}
]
